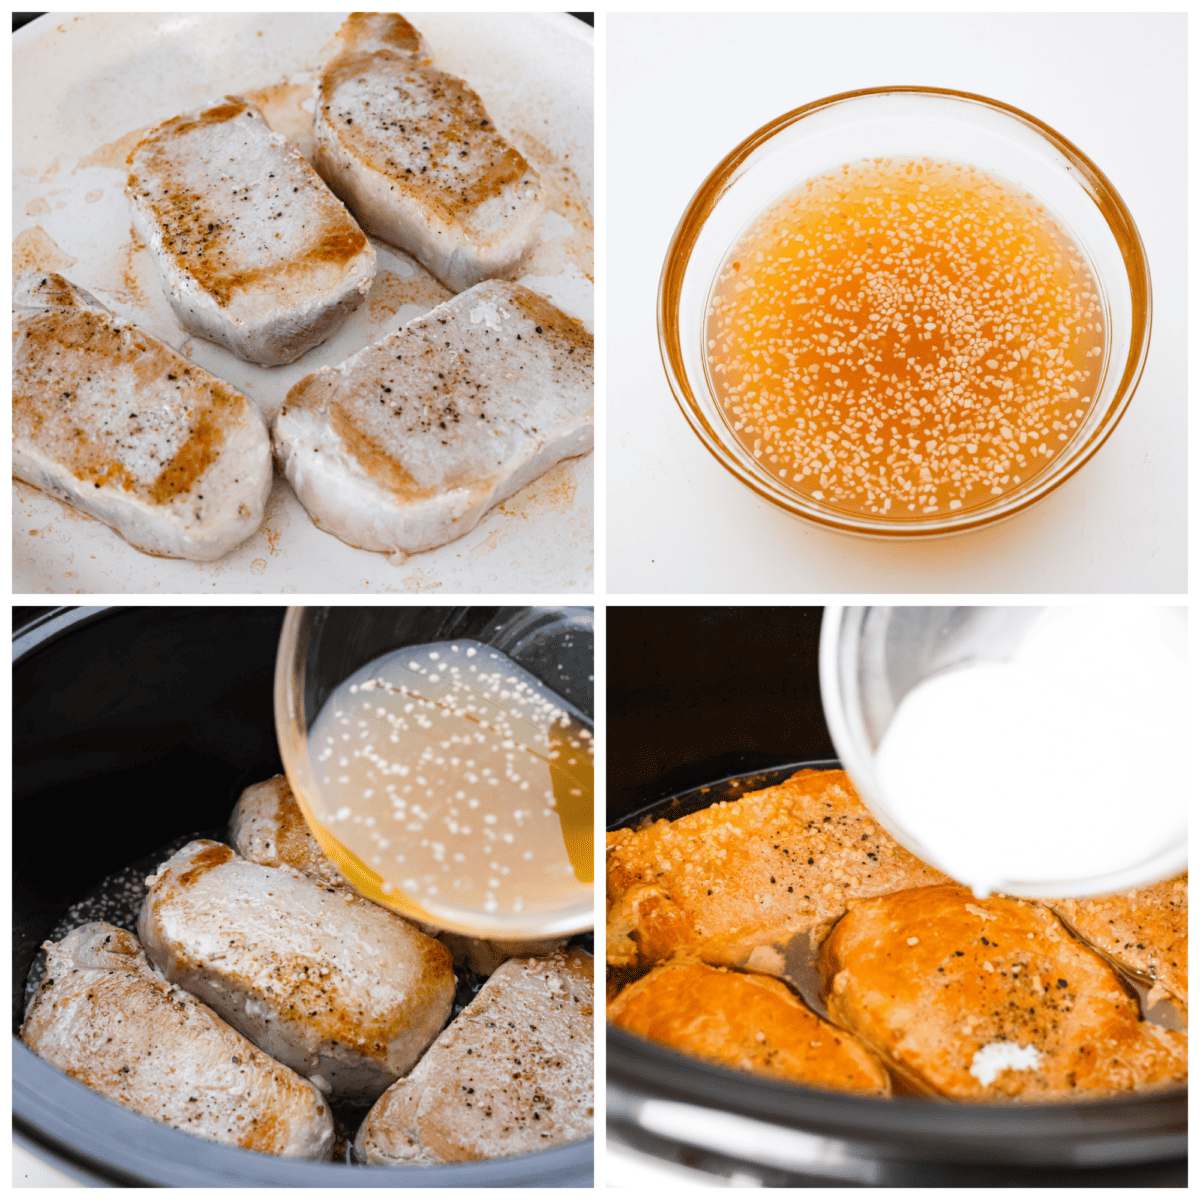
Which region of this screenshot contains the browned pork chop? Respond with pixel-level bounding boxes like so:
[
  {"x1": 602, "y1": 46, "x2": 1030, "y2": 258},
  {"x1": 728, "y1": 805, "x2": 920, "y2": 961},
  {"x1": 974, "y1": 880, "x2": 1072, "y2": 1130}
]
[
  {"x1": 609, "y1": 961, "x2": 891, "y2": 1096},
  {"x1": 819, "y1": 885, "x2": 1188, "y2": 1100},
  {"x1": 127, "y1": 98, "x2": 375, "y2": 365},
  {"x1": 606, "y1": 769, "x2": 949, "y2": 973},
  {"x1": 314, "y1": 14, "x2": 544, "y2": 292},
  {"x1": 1050, "y1": 874, "x2": 1187, "y2": 1008},
  {"x1": 21, "y1": 923, "x2": 334, "y2": 1158},
  {"x1": 356, "y1": 947, "x2": 593, "y2": 1164},
  {"x1": 272, "y1": 279, "x2": 593, "y2": 555},
  {"x1": 13, "y1": 272, "x2": 270, "y2": 560},
  {"x1": 138, "y1": 839, "x2": 454, "y2": 1102}
]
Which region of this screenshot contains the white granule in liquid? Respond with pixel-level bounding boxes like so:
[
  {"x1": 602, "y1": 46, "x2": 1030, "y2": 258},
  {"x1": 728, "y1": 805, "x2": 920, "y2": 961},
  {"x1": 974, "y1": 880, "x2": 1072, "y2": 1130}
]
[
  {"x1": 969, "y1": 1041, "x2": 1042, "y2": 1086},
  {"x1": 308, "y1": 640, "x2": 592, "y2": 924}
]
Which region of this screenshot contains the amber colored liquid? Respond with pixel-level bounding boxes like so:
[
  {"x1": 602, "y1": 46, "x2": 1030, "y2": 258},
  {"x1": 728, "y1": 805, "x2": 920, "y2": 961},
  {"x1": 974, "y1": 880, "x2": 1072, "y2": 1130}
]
[{"x1": 706, "y1": 159, "x2": 1105, "y2": 518}]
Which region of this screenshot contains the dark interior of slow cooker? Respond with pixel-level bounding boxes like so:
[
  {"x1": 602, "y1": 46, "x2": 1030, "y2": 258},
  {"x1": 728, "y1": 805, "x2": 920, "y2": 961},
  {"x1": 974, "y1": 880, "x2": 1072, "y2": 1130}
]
[
  {"x1": 13, "y1": 606, "x2": 593, "y2": 1185},
  {"x1": 13, "y1": 606, "x2": 287, "y2": 1023},
  {"x1": 606, "y1": 606, "x2": 1185, "y2": 1181}
]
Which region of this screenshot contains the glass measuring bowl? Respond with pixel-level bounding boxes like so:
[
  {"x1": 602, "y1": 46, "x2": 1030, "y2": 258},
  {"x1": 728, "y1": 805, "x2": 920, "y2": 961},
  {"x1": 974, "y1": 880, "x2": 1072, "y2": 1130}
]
[
  {"x1": 275, "y1": 606, "x2": 594, "y2": 938},
  {"x1": 819, "y1": 605, "x2": 1187, "y2": 897}
]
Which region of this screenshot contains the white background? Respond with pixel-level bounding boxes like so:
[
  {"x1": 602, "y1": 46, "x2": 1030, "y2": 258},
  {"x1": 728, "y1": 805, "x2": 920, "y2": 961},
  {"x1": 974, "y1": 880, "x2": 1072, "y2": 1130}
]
[{"x1": 607, "y1": 13, "x2": 1186, "y2": 595}]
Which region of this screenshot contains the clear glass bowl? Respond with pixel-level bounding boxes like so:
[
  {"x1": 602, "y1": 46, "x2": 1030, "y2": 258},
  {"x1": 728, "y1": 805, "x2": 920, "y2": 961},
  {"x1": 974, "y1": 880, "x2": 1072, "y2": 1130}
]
[
  {"x1": 659, "y1": 87, "x2": 1152, "y2": 538},
  {"x1": 819, "y1": 605, "x2": 1187, "y2": 896},
  {"x1": 275, "y1": 606, "x2": 594, "y2": 939}
]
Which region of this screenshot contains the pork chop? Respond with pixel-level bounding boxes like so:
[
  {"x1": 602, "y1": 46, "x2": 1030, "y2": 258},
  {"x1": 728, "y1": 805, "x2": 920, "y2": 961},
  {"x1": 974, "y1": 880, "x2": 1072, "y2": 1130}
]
[
  {"x1": 608, "y1": 961, "x2": 891, "y2": 1096},
  {"x1": 138, "y1": 840, "x2": 455, "y2": 1102},
  {"x1": 272, "y1": 279, "x2": 593, "y2": 555},
  {"x1": 605, "y1": 769, "x2": 949, "y2": 973},
  {"x1": 1050, "y1": 874, "x2": 1187, "y2": 1008},
  {"x1": 355, "y1": 947, "x2": 593, "y2": 1164},
  {"x1": 127, "y1": 98, "x2": 376, "y2": 365},
  {"x1": 13, "y1": 272, "x2": 271, "y2": 560},
  {"x1": 21, "y1": 923, "x2": 334, "y2": 1158},
  {"x1": 229, "y1": 774, "x2": 351, "y2": 892},
  {"x1": 314, "y1": 15, "x2": 544, "y2": 292},
  {"x1": 818, "y1": 885, "x2": 1188, "y2": 1100}
]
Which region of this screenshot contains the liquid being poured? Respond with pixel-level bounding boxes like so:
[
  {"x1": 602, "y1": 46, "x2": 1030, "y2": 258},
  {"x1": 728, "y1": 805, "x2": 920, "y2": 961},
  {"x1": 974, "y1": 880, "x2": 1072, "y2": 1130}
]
[
  {"x1": 874, "y1": 607, "x2": 1186, "y2": 896},
  {"x1": 307, "y1": 639, "x2": 593, "y2": 929}
]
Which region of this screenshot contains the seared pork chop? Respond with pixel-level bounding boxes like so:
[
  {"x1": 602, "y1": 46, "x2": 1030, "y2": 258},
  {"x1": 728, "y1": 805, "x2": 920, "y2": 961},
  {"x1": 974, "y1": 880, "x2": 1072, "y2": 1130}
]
[
  {"x1": 13, "y1": 272, "x2": 270, "y2": 560},
  {"x1": 127, "y1": 98, "x2": 376, "y2": 365},
  {"x1": 138, "y1": 840, "x2": 454, "y2": 1102},
  {"x1": 314, "y1": 14, "x2": 544, "y2": 292},
  {"x1": 1050, "y1": 874, "x2": 1187, "y2": 1008},
  {"x1": 230, "y1": 774, "x2": 566, "y2": 976},
  {"x1": 272, "y1": 279, "x2": 593, "y2": 555},
  {"x1": 230, "y1": 774, "x2": 351, "y2": 892},
  {"x1": 819, "y1": 886, "x2": 1188, "y2": 1100},
  {"x1": 609, "y1": 961, "x2": 890, "y2": 1096},
  {"x1": 21, "y1": 923, "x2": 334, "y2": 1158},
  {"x1": 356, "y1": 947, "x2": 593, "y2": 1164},
  {"x1": 606, "y1": 769, "x2": 949, "y2": 973}
]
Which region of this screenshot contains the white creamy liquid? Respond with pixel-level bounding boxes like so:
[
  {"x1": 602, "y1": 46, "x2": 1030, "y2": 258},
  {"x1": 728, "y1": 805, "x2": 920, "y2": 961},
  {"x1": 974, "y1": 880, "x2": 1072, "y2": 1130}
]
[
  {"x1": 308, "y1": 639, "x2": 593, "y2": 925},
  {"x1": 969, "y1": 1041, "x2": 1042, "y2": 1087},
  {"x1": 874, "y1": 607, "x2": 1187, "y2": 896}
]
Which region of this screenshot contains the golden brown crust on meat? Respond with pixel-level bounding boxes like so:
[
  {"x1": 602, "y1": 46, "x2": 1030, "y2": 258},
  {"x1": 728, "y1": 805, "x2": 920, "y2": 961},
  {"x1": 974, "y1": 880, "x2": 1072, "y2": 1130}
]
[
  {"x1": 819, "y1": 885, "x2": 1188, "y2": 1101},
  {"x1": 337, "y1": 12, "x2": 423, "y2": 56},
  {"x1": 608, "y1": 961, "x2": 890, "y2": 1096},
  {"x1": 12, "y1": 310, "x2": 239, "y2": 505},
  {"x1": 1050, "y1": 874, "x2": 1187, "y2": 1007},
  {"x1": 605, "y1": 769, "x2": 949, "y2": 971},
  {"x1": 127, "y1": 99, "x2": 370, "y2": 308},
  {"x1": 318, "y1": 52, "x2": 533, "y2": 230},
  {"x1": 356, "y1": 948, "x2": 594, "y2": 1164}
]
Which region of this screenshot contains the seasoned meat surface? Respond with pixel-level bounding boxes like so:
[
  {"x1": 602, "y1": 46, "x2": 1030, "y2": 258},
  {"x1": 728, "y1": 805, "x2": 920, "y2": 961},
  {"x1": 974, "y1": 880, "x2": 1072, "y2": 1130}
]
[
  {"x1": 606, "y1": 769, "x2": 949, "y2": 972},
  {"x1": 12, "y1": 272, "x2": 270, "y2": 560},
  {"x1": 356, "y1": 947, "x2": 594, "y2": 1164},
  {"x1": 609, "y1": 961, "x2": 890, "y2": 1096},
  {"x1": 138, "y1": 839, "x2": 454, "y2": 1102},
  {"x1": 1050, "y1": 874, "x2": 1187, "y2": 1008},
  {"x1": 127, "y1": 98, "x2": 375, "y2": 365},
  {"x1": 819, "y1": 885, "x2": 1188, "y2": 1100},
  {"x1": 230, "y1": 774, "x2": 350, "y2": 891},
  {"x1": 230, "y1": 774, "x2": 566, "y2": 976},
  {"x1": 314, "y1": 14, "x2": 544, "y2": 292},
  {"x1": 272, "y1": 279, "x2": 593, "y2": 555},
  {"x1": 21, "y1": 922, "x2": 334, "y2": 1158}
]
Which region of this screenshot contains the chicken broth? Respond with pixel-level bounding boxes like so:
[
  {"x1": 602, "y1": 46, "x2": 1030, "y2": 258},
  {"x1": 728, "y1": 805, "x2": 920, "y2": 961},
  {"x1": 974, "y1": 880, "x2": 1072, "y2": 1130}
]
[
  {"x1": 308, "y1": 640, "x2": 593, "y2": 927},
  {"x1": 705, "y1": 158, "x2": 1105, "y2": 518}
]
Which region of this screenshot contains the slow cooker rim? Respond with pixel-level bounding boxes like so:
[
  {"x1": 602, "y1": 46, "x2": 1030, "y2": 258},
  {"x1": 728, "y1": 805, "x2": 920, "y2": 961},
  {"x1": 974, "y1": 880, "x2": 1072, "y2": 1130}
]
[
  {"x1": 15, "y1": 1040, "x2": 592, "y2": 1185},
  {"x1": 608, "y1": 1029, "x2": 1186, "y2": 1150}
]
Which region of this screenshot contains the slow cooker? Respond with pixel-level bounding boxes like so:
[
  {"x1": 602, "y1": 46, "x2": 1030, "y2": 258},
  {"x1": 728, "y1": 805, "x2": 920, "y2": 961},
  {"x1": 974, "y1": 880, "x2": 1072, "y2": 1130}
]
[
  {"x1": 13, "y1": 605, "x2": 593, "y2": 1187},
  {"x1": 606, "y1": 606, "x2": 1185, "y2": 1186}
]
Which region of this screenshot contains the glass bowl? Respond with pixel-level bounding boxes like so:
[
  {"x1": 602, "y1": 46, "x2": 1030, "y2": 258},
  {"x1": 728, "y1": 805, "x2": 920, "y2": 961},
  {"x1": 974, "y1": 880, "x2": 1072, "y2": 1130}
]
[
  {"x1": 275, "y1": 605, "x2": 594, "y2": 939},
  {"x1": 819, "y1": 605, "x2": 1187, "y2": 896},
  {"x1": 658, "y1": 87, "x2": 1152, "y2": 539}
]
